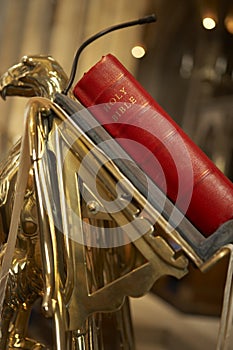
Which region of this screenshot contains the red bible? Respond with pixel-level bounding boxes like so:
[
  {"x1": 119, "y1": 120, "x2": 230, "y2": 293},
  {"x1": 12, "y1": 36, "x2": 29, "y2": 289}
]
[{"x1": 73, "y1": 54, "x2": 233, "y2": 238}]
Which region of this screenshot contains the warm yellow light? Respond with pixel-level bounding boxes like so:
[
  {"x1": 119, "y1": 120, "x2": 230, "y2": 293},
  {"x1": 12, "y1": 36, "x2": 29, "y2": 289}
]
[
  {"x1": 131, "y1": 45, "x2": 146, "y2": 59},
  {"x1": 225, "y1": 16, "x2": 233, "y2": 34},
  {"x1": 202, "y1": 17, "x2": 217, "y2": 30}
]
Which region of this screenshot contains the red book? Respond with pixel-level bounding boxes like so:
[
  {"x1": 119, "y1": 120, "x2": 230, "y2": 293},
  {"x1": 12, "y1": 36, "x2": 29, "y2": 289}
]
[{"x1": 73, "y1": 54, "x2": 233, "y2": 238}]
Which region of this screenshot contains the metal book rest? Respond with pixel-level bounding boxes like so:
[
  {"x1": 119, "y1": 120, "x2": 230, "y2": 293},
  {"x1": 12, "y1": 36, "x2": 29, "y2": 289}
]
[{"x1": 0, "y1": 55, "x2": 232, "y2": 349}]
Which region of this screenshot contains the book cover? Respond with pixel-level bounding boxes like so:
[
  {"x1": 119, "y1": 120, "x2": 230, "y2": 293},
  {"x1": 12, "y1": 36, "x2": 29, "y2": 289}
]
[{"x1": 73, "y1": 54, "x2": 233, "y2": 238}]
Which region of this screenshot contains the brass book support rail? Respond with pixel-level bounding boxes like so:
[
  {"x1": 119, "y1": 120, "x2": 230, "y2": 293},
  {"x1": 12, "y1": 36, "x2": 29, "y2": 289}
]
[{"x1": 0, "y1": 55, "x2": 232, "y2": 350}]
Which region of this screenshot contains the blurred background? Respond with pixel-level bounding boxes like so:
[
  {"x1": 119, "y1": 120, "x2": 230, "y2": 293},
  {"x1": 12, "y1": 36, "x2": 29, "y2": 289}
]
[{"x1": 0, "y1": 0, "x2": 233, "y2": 347}]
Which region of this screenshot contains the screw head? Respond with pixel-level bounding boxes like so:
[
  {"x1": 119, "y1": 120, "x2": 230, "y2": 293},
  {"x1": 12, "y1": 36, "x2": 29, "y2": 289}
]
[{"x1": 87, "y1": 200, "x2": 99, "y2": 214}]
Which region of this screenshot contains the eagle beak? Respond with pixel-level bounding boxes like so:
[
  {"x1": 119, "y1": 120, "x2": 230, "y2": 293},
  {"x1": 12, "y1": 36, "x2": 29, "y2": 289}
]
[
  {"x1": 0, "y1": 86, "x2": 7, "y2": 100},
  {"x1": 0, "y1": 71, "x2": 13, "y2": 100},
  {"x1": 0, "y1": 70, "x2": 36, "y2": 99}
]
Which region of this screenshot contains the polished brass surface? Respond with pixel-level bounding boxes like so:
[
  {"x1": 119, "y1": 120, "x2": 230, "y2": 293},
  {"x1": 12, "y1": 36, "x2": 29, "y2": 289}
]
[
  {"x1": 0, "y1": 56, "x2": 230, "y2": 349},
  {"x1": 0, "y1": 55, "x2": 68, "y2": 100},
  {"x1": 0, "y1": 55, "x2": 68, "y2": 350},
  {"x1": 22, "y1": 96, "x2": 189, "y2": 344},
  {"x1": 0, "y1": 57, "x2": 139, "y2": 349}
]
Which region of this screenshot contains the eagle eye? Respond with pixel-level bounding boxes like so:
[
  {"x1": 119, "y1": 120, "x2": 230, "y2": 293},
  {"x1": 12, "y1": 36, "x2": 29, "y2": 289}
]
[{"x1": 21, "y1": 56, "x2": 37, "y2": 68}]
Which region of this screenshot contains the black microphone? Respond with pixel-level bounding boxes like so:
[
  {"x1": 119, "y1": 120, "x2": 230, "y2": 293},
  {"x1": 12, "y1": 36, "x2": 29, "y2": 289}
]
[{"x1": 63, "y1": 14, "x2": 157, "y2": 95}]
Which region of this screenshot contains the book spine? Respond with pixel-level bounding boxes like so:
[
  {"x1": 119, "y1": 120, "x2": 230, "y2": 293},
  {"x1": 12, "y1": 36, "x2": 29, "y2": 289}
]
[{"x1": 73, "y1": 54, "x2": 233, "y2": 237}]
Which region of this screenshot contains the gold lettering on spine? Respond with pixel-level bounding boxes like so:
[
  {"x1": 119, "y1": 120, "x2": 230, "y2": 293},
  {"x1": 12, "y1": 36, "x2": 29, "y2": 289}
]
[
  {"x1": 128, "y1": 96, "x2": 137, "y2": 104},
  {"x1": 119, "y1": 87, "x2": 127, "y2": 95},
  {"x1": 102, "y1": 86, "x2": 137, "y2": 121}
]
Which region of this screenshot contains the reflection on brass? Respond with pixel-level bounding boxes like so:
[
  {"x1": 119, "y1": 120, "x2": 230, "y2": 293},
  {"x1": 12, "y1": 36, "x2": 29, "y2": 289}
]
[
  {"x1": 0, "y1": 55, "x2": 68, "y2": 100},
  {"x1": 0, "y1": 55, "x2": 68, "y2": 350},
  {"x1": 0, "y1": 56, "x2": 229, "y2": 349}
]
